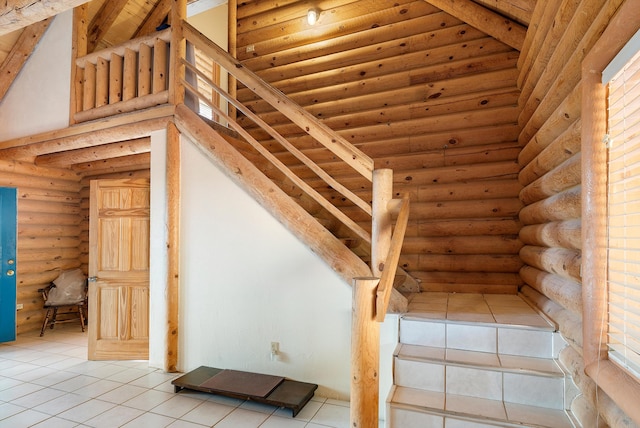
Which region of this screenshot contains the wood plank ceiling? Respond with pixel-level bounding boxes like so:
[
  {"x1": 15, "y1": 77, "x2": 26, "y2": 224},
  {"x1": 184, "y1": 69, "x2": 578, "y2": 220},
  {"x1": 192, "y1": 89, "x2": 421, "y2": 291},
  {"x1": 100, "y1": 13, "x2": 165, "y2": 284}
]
[
  {"x1": 233, "y1": 0, "x2": 534, "y2": 292},
  {"x1": 0, "y1": 0, "x2": 537, "y2": 293}
]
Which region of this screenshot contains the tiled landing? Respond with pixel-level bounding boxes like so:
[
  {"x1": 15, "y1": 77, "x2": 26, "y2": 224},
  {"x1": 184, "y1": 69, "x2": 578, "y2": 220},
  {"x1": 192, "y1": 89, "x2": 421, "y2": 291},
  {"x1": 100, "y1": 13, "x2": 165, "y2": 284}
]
[
  {"x1": 388, "y1": 292, "x2": 579, "y2": 428},
  {"x1": 0, "y1": 324, "x2": 354, "y2": 428},
  {"x1": 406, "y1": 292, "x2": 554, "y2": 328}
]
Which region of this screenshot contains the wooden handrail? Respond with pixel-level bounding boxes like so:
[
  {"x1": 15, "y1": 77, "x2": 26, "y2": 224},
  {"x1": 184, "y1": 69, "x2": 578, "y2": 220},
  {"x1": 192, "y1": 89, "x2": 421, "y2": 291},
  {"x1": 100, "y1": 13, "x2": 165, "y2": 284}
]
[
  {"x1": 375, "y1": 195, "x2": 410, "y2": 322},
  {"x1": 181, "y1": 21, "x2": 374, "y2": 181},
  {"x1": 182, "y1": 80, "x2": 372, "y2": 244},
  {"x1": 76, "y1": 28, "x2": 172, "y2": 67},
  {"x1": 181, "y1": 59, "x2": 372, "y2": 216}
]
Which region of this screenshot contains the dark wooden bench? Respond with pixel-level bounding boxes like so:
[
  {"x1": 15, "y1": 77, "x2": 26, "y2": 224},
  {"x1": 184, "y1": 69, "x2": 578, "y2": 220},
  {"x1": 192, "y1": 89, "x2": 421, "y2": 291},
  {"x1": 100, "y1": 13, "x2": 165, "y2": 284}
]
[{"x1": 171, "y1": 366, "x2": 318, "y2": 417}]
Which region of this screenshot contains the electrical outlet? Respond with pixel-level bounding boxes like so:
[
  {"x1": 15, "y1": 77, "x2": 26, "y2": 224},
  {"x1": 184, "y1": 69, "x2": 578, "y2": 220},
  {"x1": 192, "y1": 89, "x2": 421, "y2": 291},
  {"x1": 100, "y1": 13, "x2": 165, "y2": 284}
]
[
  {"x1": 16, "y1": 303, "x2": 23, "y2": 310},
  {"x1": 246, "y1": 44, "x2": 255, "y2": 53},
  {"x1": 270, "y1": 342, "x2": 279, "y2": 361}
]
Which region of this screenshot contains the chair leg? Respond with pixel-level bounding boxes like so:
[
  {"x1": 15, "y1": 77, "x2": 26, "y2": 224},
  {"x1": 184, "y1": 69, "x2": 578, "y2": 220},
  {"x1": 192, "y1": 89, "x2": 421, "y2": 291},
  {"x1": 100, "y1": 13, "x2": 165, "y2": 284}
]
[
  {"x1": 78, "y1": 305, "x2": 86, "y2": 332},
  {"x1": 40, "y1": 308, "x2": 52, "y2": 337},
  {"x1": 50, "y1": 307, "x2": 58, "y2": 330}
]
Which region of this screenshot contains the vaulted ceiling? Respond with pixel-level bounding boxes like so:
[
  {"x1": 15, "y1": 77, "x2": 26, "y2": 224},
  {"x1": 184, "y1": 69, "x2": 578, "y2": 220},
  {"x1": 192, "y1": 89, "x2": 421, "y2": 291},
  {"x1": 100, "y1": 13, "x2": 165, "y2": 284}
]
[{"x1": 0, "y1": 0, "x2": 535, "y2": 103}]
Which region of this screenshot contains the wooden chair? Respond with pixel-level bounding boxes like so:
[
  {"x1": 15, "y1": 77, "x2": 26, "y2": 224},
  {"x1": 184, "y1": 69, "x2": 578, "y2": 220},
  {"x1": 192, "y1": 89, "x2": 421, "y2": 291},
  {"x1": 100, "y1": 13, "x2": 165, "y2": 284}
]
[{"x1": 39, "y1": 269, "x2": 87, "y2": 336}]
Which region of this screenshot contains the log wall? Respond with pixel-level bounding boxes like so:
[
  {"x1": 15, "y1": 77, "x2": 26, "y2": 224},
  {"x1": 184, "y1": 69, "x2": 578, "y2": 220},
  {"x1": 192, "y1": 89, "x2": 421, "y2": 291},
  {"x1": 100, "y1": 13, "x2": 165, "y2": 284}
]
[
  {"x1": 517, "y1": 0, "x2": 633, "y2": 425},
  {"x1": 0, "y1": 160, "x2": 83, "y2": 334},
  {"x1": 234, "y1": 0, "x2": 524, "y2": 293}
]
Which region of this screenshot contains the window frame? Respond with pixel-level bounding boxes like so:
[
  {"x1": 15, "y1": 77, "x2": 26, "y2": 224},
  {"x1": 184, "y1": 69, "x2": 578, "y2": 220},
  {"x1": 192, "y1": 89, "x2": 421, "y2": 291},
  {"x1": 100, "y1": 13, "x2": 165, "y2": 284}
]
[{"x1": 582, "y1": 0, "x2": 640, "y2": 421}]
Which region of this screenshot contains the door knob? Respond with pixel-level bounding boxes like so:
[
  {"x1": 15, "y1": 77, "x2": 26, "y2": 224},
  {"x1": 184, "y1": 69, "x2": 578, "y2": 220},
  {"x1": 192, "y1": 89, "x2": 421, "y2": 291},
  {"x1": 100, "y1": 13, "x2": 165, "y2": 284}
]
[{"x1": 6, "y1": 269, "x2": 14, "y2": 276}]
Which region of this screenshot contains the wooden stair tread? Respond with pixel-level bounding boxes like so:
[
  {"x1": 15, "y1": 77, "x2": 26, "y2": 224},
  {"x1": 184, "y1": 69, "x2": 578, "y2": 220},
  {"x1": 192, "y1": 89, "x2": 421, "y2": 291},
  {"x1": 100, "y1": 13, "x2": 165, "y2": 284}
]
[{"x1": 171, "y1": 366, "x2": 317, "y2": 416}]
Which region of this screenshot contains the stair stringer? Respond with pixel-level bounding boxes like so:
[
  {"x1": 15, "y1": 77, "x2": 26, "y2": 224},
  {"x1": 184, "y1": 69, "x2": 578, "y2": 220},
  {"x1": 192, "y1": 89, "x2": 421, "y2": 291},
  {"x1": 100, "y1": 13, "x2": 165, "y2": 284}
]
[{"x1": 174, "y1": 103, "x2": 408, "y2": 313}]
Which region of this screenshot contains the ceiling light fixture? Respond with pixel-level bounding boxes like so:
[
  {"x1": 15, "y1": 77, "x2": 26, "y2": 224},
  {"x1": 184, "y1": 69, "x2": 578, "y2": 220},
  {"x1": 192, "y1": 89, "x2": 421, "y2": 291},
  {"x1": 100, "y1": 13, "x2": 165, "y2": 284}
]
[{"x1": 307, "y1": 8, "x2": 318, "y2": 26}]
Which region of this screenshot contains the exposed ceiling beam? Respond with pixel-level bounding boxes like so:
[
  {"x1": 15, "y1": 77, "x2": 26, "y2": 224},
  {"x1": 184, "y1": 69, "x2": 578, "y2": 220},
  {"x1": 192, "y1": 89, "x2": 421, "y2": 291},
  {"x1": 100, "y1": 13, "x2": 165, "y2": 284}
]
[
  {"x1": 35, "y1": 137, "x2": 150, "y2": 168},
  {"x1": 425, "y1": 0, "x2": 526, "y2": 51},
  {"x1": 87, "y1": 0, "x2": 129, "y2": 52},
  {"x1": 134, "y1": 0, "x2": 172, "y2": 38},
  {"x1": 472, "y1": 0, "x2": 534, "y2": 26},
  {"x1": 0, "y1": 0, "x2": 89, "y2": 36},
  {"x1": 0, "y1": 17, "x2": 51, "y2": 101}
]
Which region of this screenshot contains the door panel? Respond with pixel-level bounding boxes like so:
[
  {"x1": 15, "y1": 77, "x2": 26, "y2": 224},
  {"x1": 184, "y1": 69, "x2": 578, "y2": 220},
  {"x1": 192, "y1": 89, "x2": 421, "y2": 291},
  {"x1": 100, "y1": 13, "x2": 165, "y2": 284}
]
[
  {"x1": 88, "y1": 179, "x2": 150, "y2": 360},
  {"x1": 0, "y1": 187, "x2": 17, "y2": 343}
]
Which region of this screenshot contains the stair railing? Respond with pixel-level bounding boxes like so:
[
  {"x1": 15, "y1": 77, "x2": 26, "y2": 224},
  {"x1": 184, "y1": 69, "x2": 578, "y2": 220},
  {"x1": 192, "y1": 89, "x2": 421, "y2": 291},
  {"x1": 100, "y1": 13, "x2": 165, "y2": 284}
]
[
  {"x1": 179, "y1": 21, "x2": 377, "y2": 245},
  {"x1": 176, "y1": 21, "x2": 411, "y2": 427}
]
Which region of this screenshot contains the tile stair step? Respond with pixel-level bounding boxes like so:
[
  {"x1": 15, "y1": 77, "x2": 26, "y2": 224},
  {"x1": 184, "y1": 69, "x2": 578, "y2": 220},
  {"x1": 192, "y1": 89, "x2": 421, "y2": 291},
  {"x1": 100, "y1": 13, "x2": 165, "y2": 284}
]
[
  {"x1": 393, "y1": 357, "x2": 567, "y2": 409},
  {"x1": 388, "y1": 386, "x2": 578, "y2": 428},
  {"x1": 400, "y1": 316, "x2": 561, "y2": 359},
  {"x1": 395, "y1": 344, "x2": 564, "y2": 377}
]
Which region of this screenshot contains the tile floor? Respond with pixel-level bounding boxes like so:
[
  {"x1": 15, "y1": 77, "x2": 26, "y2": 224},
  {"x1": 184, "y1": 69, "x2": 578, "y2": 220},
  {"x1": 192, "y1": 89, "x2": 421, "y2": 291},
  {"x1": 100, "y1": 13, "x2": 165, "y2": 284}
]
[{"x1": 0, "y1": 324, "x2": 354, "y2": 428}]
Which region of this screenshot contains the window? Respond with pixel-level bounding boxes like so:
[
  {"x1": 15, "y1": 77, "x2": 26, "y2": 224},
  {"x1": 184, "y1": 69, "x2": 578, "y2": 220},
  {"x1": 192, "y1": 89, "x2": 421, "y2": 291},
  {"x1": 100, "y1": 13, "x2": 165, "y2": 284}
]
[
  {"x1": 582, "y1": 0, "x2": 640, "y2": 422},
  {"x1": 194, "y1": 46, "x2": 221, "y2": 122},
  {"x1": 605, "y1": 42, "x2": 640, "y2": 379}
]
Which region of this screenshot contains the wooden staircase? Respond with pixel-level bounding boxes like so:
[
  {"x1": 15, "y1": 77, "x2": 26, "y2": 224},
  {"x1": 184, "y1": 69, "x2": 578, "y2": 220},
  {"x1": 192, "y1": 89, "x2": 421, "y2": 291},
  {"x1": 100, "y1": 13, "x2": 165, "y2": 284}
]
[{"x1": 387, "y1": 292, "x2": 580, "y2": 427}]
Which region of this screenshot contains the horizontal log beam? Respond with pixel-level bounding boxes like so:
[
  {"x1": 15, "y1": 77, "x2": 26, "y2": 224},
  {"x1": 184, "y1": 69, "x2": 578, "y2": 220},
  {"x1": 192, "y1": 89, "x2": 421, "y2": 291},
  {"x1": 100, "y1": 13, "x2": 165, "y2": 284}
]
[
  {"x1": 424, "y1": 0, "x2": 526, "y2": 50},
  {"x1": 519, "y1": 153, "x2": 581, "y2": 205},
  {"x1": 403, "y1": 235, "x2": 522, "y2": 255},
  {"x1": 416, "y1": 218, "x2": 522, "y2": 237},
  {"x1": 0, "y1": 113, "x2": 171, "y2": 161},
  {"x1": 518, "y1": 118, "x2": 581, "y2": 187},
  {"x1": 0, "y1": 0, "x2": 88, "y2": 36},
  {"x1": 519, "y1": 285, "x2": 582, "y2": 350},
  {"x1": 519, "y1": 265, "x2": 582, "y2": 315},
  {"x1": 402, "y1": 253, "x2": 523, "y2": 273},
  {"x1": 519, "y1": 219, "x2": 581, "y2": 250},
  {"x1": 35, "y1": 137, "x2": 150, "y2": 167},
  {"x1": 519, "y1": 185, "x2": 581, "y2": 224},
  {"x1": 71, "y1": 152, "x2": 151, "y2": 173},
  {"x1": 519, "y1": 245, "x2": 581, "y2": 282}
]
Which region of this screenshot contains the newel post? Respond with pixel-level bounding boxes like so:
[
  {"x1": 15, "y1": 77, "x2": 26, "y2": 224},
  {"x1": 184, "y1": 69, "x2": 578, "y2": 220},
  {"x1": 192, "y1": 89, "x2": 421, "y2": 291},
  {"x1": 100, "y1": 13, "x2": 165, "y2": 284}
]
[
  {"x1": 371, "y1": 169, "x2": 393, "y2": 277},
  {"x1": 351, "y1": 277, "x2": 380, "y2": 428}
]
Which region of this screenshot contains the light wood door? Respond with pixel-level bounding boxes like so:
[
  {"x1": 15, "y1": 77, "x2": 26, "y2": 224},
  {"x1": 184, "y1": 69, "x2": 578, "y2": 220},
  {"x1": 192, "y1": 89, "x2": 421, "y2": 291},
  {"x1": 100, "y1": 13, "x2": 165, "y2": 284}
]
[{"x1": 88, "y1": 178, "x2": 150, "y2": 360}]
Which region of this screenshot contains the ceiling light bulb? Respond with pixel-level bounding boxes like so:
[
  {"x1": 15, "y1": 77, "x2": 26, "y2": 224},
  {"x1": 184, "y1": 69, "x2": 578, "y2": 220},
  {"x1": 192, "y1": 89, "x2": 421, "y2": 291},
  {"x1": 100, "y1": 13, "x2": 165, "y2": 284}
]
[{"x1": 307, "y1": 8, "x2": 318, "y2": 25}]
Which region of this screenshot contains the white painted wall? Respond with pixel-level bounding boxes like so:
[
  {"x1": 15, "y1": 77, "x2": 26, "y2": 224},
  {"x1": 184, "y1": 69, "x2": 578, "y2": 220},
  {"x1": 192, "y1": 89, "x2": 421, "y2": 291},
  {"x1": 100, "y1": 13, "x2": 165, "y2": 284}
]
[
  {"x1": 149, "y1": 130, "x2": 169, "y2": 370},
  {"x1": 0, "y1": 11, "x2": 72, "y2": 140},
  {"x1": 178, "y1": 138, "x2": 354, "y2": 399}
]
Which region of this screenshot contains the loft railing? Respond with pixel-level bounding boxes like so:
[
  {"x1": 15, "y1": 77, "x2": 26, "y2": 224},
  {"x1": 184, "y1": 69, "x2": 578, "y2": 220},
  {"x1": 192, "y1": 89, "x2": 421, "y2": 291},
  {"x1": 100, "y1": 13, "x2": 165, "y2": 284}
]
[
  {"x1": 73, "y1": 29, "x2": 172, "y2": 123},
  {"x1": 73, "y1": 21, "x2": 410, "y2": 426}
]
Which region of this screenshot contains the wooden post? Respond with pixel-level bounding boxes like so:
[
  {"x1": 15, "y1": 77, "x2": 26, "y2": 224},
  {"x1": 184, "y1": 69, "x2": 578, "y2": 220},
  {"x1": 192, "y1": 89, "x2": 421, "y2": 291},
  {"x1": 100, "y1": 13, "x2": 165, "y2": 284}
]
[
  {"x1": 227, "y1": 0, "x2": 237, "y2": 120},
  {"x1": 122, "y1": 48, "x2": 137, "y2": 101},
  {"x1": 109, "y1": 53, "x2": 123, "y2": 104},
  {"x1": 351, "y1": 277, "x2": 380, "y2": 428},
  {"x1": 70, "y1": 5, "x2": 87, "y2": 125},
  {"x1": 153, "y1": 39, "x2": 168, "y2": 94},
  {"x1": 371, "y1": 169, "x2": 393, "y2": 277},
  {"x1": 138, "y1": 43, "x2": 152, "y2": 97},
  {"x1": 169, "y1": 0, "x2": 186, "y2": 105},
  {"x1": 166, "y1": 121, "x2": 181, "y2": 372},
  {"x1": 95, "y1": 57, "x2": 109, "y2": 107},
  {"x1": 82, "y1": 62, "x2": 96, "y2": 111}
]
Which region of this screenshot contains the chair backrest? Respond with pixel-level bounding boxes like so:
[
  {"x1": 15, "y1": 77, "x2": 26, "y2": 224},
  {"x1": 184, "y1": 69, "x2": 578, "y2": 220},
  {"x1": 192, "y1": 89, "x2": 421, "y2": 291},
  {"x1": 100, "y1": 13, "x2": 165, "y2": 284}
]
[{"x1": 45, "y1": 269, "x2": 86, "y2": 305}]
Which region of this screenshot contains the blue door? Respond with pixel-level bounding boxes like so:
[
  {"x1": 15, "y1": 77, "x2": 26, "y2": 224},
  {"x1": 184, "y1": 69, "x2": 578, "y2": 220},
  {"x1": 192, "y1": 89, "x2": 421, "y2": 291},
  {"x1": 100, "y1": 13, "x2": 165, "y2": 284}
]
[{"x1": 0, "y1": 187, "x2": 17, "y2": 343}]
